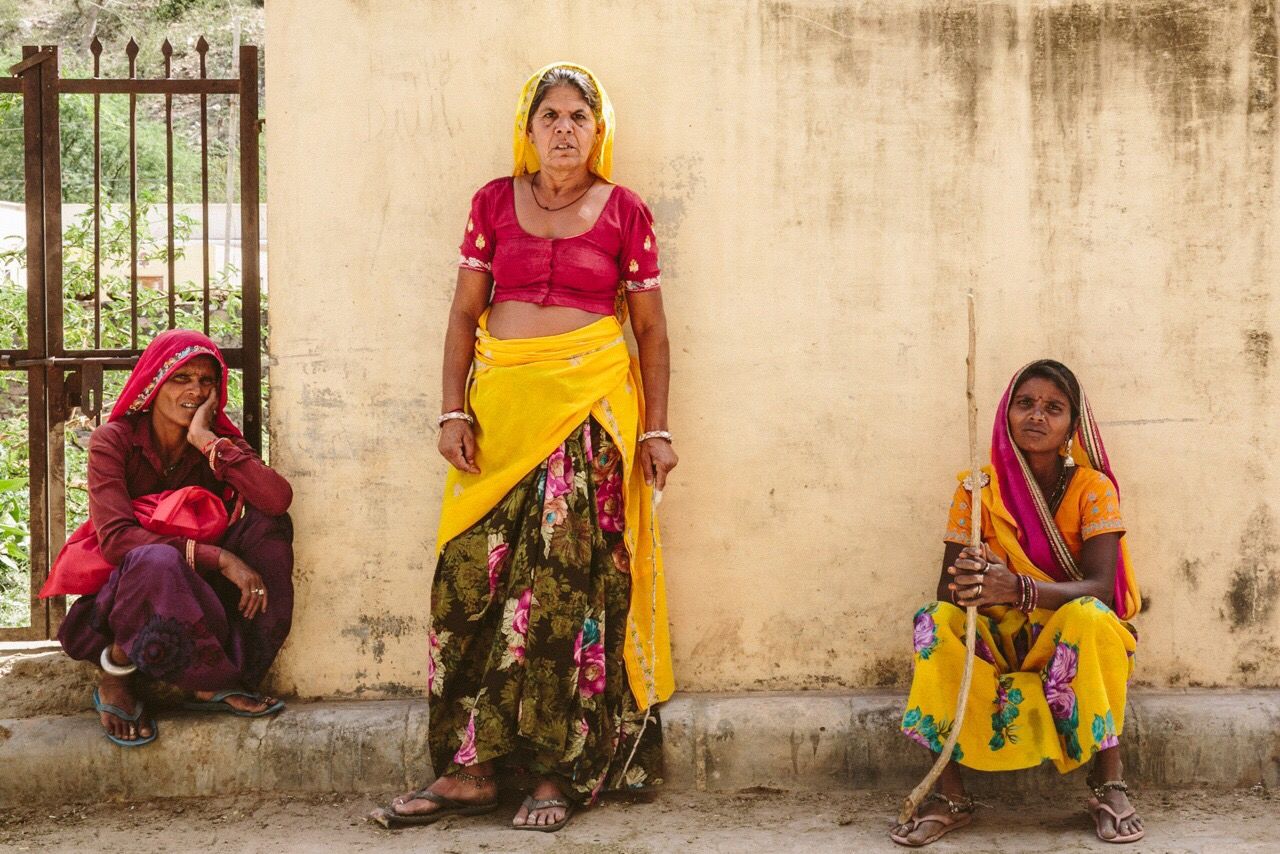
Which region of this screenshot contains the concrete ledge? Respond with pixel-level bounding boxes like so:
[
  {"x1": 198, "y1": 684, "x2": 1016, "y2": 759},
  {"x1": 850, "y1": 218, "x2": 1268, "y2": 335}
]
[{"x1": 2, "y1": 690, "x2": 1278, "y2": 807}]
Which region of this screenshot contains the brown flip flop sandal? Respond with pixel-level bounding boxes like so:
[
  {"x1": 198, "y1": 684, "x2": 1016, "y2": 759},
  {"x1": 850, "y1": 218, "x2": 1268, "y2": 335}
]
[
  {"x1": 889, "y1": 792, "x2": 974, "y2": 847},
  {"x1": 512, "y1": 795, "x2": 575, "y2": 833},
  {"x1": 1087, "y1": 780, "x2": 1145, "y2": 843},
  {"x1": 367, "y1": 789, "x2": 498, "y2": 829}
]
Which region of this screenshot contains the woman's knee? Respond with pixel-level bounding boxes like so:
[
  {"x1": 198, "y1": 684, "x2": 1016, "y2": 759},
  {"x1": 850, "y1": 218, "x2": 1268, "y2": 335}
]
[{"x1": 121, "y1": 543, "x2": 187, "y2": 574}]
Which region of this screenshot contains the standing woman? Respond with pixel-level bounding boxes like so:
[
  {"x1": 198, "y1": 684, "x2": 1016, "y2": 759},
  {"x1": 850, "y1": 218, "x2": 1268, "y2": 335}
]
[
  {"x1": 374, "y1": 63, "x2": 676, "y2": 832},
  {"x1": 891, "y1": 360, "x2": 1144, "y2": 846},
  {"x1": 54, "y1": 329, "x2": 294, "y2": 745}
]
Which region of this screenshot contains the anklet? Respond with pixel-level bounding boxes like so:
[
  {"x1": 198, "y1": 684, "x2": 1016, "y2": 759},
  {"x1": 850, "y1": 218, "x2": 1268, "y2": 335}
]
[
  {"x1": 1090, "y1": 780, "x2": 1130, "y2": 798},
  {"x1": 99, "y1": 646, "x2": 138, "y2": 676},
  {"x1": 450, "y1": 769, "x2": 495, "y2": 787}
]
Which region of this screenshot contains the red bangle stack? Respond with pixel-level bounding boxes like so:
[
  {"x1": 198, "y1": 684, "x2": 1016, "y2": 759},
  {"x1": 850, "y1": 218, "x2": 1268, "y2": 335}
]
[{"x1": 1015, "y1": 574, "x2": 1039, "y2": 613}]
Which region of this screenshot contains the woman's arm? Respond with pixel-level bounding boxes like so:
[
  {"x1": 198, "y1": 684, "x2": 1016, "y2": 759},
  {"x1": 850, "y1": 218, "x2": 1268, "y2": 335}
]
[
  {"x1": 186, "y1": 390, "x2": 292, "y2": 516},
  {"x1": 948, "y1": 535, "x2": 1120, "y2": 610},
  {"x1": 207, "y1": 438, "x2": 293, "y2": 517},
  {"x1": 626, "y1": 289, "x2": 677, "y2": 489},
  {"x1": 438, "y1": 268, "x2": 491, "y2": 473}
]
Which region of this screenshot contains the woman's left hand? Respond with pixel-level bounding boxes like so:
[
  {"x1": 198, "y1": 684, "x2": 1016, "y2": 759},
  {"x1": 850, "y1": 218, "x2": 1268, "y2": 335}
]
[
  {"x1": 638, "y1": 438, "x2": 677, "y2": 491},
  {"x1": 948, "y1": 544, "x2": 1018, "y2": 608}
]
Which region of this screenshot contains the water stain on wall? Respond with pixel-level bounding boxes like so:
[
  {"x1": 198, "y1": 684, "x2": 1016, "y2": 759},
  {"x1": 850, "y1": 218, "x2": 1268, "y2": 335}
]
[
  {"x1": 1244, "y1": 328, "x2": 1271, "y2": 376},
  {"x1": 1225, "y1": 504, "x2": 1280, "y2": 629},
  {"x1": 341, "y1": 614, "x2": 421, "y2": 663},
  {"x1": 1178, "y1": 557, "x2": 1201, "y2": 590}
]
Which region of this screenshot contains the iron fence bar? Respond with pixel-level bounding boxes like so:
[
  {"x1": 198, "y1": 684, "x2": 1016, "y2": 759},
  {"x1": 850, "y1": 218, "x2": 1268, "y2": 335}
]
[
  {"x1": 163, "y1": 41, "x2": 176, "y2": 329},
  {"x1": 198, "y1": 37, "x2": 211, "y2": 335},
  {"x1": 239, "y1": 45, "x2": 262, "y2": 453},
  {"x1": 91, "y1": 37, "x2": 102, "y2": 349},
  {"x1": 2, "y1": 348, "x2": 247, "y2": 366},
  {"x1": 58, "y1": 79, "x2": 239, "y2": 95},
  {"x1": 17, "y1": 46, "x2": 49, "y2": 641},
  {"x1": 40, "y1": 46, "x2": 66, "y2": 633},
  {"x1": 127, "y1": 39, "x2": 138, "y2": 350}
]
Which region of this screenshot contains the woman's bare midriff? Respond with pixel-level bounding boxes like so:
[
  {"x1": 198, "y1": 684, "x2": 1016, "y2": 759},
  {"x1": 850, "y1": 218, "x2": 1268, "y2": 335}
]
[{"x1": 487, "y1": 301, "x2": 608, "y2": 340}]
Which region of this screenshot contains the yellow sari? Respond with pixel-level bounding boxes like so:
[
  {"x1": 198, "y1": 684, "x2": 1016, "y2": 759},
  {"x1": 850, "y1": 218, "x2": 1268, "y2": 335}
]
[{"x1": 436, "y1": 311, "x2": 673, "y2": 710}]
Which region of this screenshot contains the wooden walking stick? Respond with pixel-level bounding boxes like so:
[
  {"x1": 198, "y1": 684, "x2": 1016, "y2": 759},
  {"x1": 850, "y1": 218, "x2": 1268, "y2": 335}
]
[{"x1": 898, "y1": 290, "x2": 984, "y2": 824}]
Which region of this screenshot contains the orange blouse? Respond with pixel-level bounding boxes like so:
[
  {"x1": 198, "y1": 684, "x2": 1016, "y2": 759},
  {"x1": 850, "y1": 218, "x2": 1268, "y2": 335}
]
[{"x1": 944, "y1": 467, "x2": 1124, "y2": 564}]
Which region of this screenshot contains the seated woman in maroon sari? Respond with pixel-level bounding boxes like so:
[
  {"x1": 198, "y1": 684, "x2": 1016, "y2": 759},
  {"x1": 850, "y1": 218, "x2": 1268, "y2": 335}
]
[{"x1": 55, "y1": 330, "x2": 294, "y2": 746}]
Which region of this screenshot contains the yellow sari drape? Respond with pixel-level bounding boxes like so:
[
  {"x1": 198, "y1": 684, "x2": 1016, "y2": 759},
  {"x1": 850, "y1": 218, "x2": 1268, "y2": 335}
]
[{"x1": 435, "y1": 312, "x2": 673, "y2": 710}]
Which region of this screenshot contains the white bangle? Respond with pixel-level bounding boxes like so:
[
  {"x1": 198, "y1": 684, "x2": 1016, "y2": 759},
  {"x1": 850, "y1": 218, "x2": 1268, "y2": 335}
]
[
  {"x1": 638, "y1": 430, "x2": 673, "y2": 443},
  {"x1": 437, "y1": 411, "x2": 475, "y2": 427},
  {"x1": 100, "y1": 646, "x2": 138, "y2": 676}
]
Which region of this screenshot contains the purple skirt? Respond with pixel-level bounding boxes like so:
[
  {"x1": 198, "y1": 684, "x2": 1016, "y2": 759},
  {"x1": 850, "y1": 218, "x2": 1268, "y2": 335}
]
[{"x1": 59, "y1": 507, "x2": 293, "y2": 692}]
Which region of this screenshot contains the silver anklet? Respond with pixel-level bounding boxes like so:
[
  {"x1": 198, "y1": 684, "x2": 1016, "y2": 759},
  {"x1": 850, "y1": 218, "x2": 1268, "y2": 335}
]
[{"x1": 100, "y1": 646, "x2": 138, "y2": 676}]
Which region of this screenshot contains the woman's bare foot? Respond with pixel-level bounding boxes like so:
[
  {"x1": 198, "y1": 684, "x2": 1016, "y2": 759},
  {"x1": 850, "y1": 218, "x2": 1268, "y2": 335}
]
[
  {"x1": 512, "y1": 778, "x2": 570, "y2": 828},
  {"x1": 96, "y1": 670, "x2": 152, "y2": 741},
  {"x1": 1089, "y1": 747, "x2": 1144, "y2": 841},
  {"x1": 389, "y1": 764, "x2": 497, "y2": 818},
  {"x1": 191, "y1": 689, "x2": 279, "y2": 715},
  {"x1": 889, "y1": 758, "x2": 971, "y2": 846}
]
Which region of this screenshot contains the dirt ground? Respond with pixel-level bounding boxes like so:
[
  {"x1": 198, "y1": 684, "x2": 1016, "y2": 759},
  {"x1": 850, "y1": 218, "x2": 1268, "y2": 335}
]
[{"x1": 0, "y1": 787, "x2": 1274, "y2": 853}]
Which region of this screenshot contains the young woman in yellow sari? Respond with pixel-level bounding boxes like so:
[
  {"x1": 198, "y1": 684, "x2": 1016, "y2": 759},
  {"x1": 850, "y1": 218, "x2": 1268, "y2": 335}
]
[
  {"x1": 370, "y1": 63, "x2": 675, "y2": 833},
  {"x1": 891, "y1": 360, "x2": 1144, "y2": 846}
]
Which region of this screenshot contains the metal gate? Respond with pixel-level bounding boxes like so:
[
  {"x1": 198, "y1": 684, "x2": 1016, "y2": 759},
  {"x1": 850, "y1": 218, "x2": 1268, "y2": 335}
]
[{"x1": 0, "y1": 40, "x2": 262, "y2": 640}]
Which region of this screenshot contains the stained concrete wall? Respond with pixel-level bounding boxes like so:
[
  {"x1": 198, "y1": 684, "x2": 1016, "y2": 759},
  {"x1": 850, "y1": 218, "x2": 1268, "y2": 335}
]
[{"x1": 263, "y1": 1, "x2": 1280, "y2": 698}]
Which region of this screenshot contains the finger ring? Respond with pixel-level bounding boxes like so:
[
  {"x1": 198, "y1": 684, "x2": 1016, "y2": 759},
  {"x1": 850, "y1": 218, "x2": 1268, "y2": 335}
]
[
  {"x1": 974, "y1": 584, "x2": 983, "y2": 596},
  {"x1": 253, "y1": 588, "x2": 265, "y2": 595}
]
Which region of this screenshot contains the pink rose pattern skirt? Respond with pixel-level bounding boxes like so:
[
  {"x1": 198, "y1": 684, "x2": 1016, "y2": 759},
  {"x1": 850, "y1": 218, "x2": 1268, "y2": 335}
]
[{"x1": 428, "y1": 418, "x2": 663, "y2": 802}]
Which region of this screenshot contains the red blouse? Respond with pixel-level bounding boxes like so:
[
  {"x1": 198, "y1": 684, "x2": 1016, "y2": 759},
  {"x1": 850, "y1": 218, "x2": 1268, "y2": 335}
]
[
  {"x1": 458, "y1": 177, "x2": 661, "y2": 315},
  {"x1": 87, "y1": 415, "x2": 293, "y2": 572}
]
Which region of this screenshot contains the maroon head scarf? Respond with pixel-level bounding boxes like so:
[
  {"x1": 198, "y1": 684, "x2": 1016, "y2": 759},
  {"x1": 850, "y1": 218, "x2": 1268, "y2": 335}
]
[{"x1": 110, "y1": 329, "x2": 242, "y2": 438}]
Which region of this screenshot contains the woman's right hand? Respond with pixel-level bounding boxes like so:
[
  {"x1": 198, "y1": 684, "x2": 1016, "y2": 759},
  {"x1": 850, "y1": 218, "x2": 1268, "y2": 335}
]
[
  {"x1": 218, "y1": 550, "x2": 268, "y2": 619},
  {"x1": 438, "y1": 419, "x2": 481, "y2": 474}
]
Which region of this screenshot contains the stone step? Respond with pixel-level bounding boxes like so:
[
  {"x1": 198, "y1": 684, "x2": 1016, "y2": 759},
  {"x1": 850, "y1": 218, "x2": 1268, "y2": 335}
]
[{"x1": 2, "y1": 690, "x2": 1277, "y2": 807}]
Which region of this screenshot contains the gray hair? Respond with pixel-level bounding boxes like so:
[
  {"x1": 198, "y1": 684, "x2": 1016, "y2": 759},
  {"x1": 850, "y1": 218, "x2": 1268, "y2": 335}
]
[{"x1": 528, "y1": 67, "x2": 601, "y2": 125}]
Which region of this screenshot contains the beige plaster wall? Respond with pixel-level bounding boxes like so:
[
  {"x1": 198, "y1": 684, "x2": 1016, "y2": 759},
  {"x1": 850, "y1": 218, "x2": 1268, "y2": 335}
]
[{"x1": 264, "y1": 0, "x2": 1280, "y2": 698}]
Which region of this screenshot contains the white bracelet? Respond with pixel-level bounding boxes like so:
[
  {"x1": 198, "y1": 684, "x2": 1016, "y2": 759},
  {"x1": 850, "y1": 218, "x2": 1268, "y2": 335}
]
[
  {"x1": 100, "y1": 646, "x2": 138, "y2": 676},
  {"x1": 437, "y1": 411, "x2": 475, "y2": 427},
  {"x1": 638, "y1": 430, "x2": 673, "y2": 443}
]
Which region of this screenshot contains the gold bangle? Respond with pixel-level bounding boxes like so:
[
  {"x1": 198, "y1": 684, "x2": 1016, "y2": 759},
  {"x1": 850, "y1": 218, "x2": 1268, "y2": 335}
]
[{"x1": 185, "y1": 538, "x2": 197, "y2": 569}]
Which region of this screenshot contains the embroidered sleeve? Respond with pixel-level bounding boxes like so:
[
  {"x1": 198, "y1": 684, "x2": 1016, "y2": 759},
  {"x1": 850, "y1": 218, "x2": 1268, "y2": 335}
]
[
  {"x1": 944, "y1": 482, "x2": 986, "y2": 545},
  {"x1": 1080, "y1": 476, "x2": 1125, "y2": 539},
  {"x1": 620, "y1": 192, "x2": 661, "y2": 292},
  {"x1": 458, "y1": 186, "x2": 495, "y2": 272}
]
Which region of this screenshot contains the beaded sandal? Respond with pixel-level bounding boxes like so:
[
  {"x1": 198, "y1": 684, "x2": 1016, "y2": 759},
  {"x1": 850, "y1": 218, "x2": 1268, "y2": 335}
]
[
  {"x1": 1087, "y1": 779, "x2": 1145, "y2": 843},
  {"x1": 889, "y1": 792, "x2": 975, "y2": 847}
]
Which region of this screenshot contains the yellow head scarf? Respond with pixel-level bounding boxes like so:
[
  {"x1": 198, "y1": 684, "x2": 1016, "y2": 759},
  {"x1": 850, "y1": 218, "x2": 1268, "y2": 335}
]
[{"x1": 512, "y1": 62, "x2": 615, "y2": 181}]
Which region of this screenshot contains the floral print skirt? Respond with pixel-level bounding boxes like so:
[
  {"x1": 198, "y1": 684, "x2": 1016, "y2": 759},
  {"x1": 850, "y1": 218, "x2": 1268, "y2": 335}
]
[
  {"x1": 429, "y1": 418, "x2": 663, "y2": 803},
  {"x1": 901, "y1": 596, "x2": 1136, "y2": 774}
]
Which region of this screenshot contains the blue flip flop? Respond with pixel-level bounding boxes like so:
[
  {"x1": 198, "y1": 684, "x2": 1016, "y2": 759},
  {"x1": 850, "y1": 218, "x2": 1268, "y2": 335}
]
[
  {"x1": 92, "y1": 688, "x2": 158, "y2": 748},
  {"x1": 182, "y1": 689, "x2": 285, "y2": 718}
]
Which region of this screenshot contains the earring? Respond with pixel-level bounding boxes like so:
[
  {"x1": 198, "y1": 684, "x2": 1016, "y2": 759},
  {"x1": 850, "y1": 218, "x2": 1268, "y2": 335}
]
[{"x1": 1063, "y1": 436, "x2": 1076, "y2": 467}]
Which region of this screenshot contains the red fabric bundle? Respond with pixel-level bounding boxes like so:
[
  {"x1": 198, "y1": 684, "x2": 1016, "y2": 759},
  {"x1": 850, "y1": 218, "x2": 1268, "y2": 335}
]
[{"x1": 39, "y1": 486, "x2": 230, "y2": 597}]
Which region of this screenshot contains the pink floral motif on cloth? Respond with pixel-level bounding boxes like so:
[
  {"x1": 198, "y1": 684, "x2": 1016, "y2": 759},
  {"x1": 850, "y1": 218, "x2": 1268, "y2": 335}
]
[
  {"x1": 486, "y1": 536, "x2": 510, "y2": 597},
  {"x1": 453, "y1": 710, "x2": 479, "y2": 765},
  {"x1": 512, "y1": 588, "x2": 532, "y2": 638},
  {"x1": 595, "y1": 470, "x2": 624, "y2": 533},
  {"x1": 574, "y1": 618, "x2": 607, "y2": 699},
  {"x1": 1044, "y1": 640, "x2": 1079, "y2": 722},
  {"x1": 545, "y1": 443, "x2": 573, "y2": 499}
]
